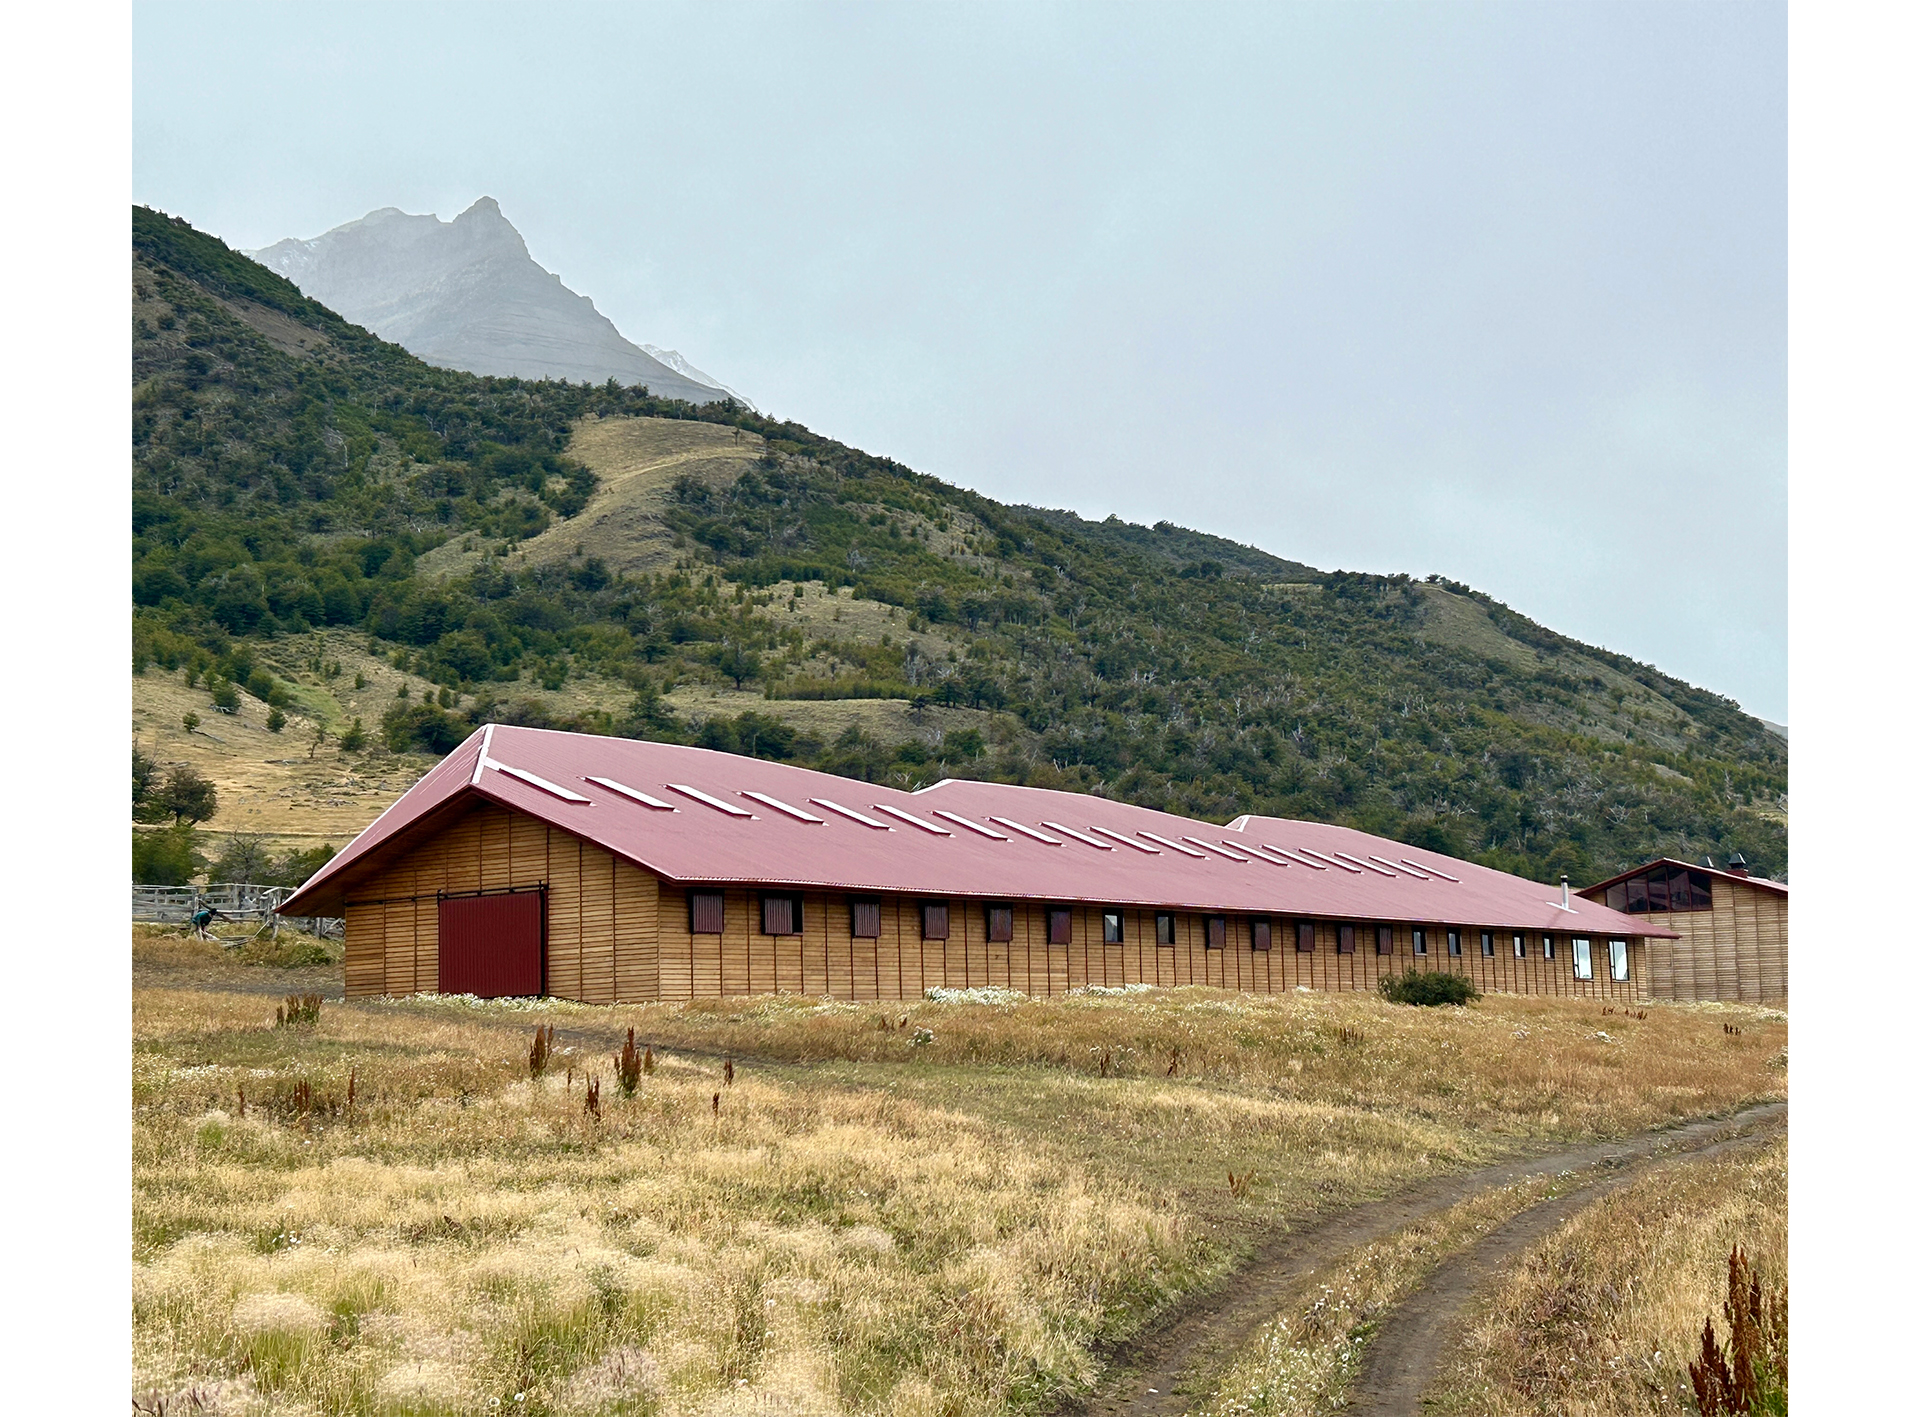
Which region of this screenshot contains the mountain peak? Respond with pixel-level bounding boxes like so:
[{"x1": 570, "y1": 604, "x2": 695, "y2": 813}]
[{"x1": 248, "y1": 201, "x2": 749, "y2": 406}]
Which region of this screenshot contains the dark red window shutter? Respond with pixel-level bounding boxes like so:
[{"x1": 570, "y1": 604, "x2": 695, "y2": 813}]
[
  {"x1": 1048, "y1": 908, "x2": 1072, "y2": 946},
  {"x1": 1376, "y1": 925, "x2": 1393, "y2": 955},
  {"x1": 851, "y1": 900, "x2": 881, "y2": 938},
  {"x1": 1337, "y1": 925, "x2": 1355, "y2": 954},
  {"x1": 690, "y1": 891, "x2": 724, "y2": 935},
  {"x1": 761, "y1": 895, "x2": 797, "y2": 936},
  {"x1": 922, "y1": 902, "x2": 950, "y2": 940},
  {"x1": 1251, "y1": 919, "x2": 1271, "y2": 951},
  {"x1": 1296, "y1": 921, "x2": 1315, "y2": 952},
  {"x1": 438, "y1": 891, "x2": 543, "y2": 998},
  {"x1": 1206, "y1": 916, "x2": 1226, "y2": 950}
]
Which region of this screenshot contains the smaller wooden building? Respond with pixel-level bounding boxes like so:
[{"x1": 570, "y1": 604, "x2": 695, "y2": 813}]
[{"x1": 1578, "y1": 857, "x2": 1786, "y2": 1002}]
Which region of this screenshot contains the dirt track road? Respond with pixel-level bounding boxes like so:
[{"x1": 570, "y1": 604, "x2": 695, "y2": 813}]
[{"x1": 1076, "y1": 1100, "x2": 1787, "y2": 1417}]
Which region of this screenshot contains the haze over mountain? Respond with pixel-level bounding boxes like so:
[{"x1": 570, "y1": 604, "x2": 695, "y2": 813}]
[{"x1": 249, "y1": 198, "x2": 747, "y2": 406}]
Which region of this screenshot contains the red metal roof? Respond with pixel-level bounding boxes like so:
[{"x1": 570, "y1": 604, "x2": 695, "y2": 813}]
[{"x1": 283, "y1": 725, "x2": 1672, "y2": 938}]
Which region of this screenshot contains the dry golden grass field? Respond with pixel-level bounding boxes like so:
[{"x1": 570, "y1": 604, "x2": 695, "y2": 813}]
[
  {"x1": 132, "y1": 929, "x2": 1784, "y2": 1417},
  {"x1": 1424, "y1": 1136, "x2": 1787, "y2": 1417}
]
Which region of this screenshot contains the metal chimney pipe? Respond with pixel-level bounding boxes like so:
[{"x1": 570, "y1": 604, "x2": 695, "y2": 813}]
[{"x1": 1560, "y1": 873, "x2": 1571, "y2": 908}]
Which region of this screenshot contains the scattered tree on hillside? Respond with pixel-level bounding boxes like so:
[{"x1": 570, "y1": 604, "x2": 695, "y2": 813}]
[
  {"x1": 209, "y1": 678, "x2": 239, "y2": 713},
  {"x1": 132, "y1": 824, "x2": 202, "y2": 886},
  {"x1": 266, "y1": 707, "x2": 287, "y2": 734},
  {"x1": 181, "y1": 711, "x2": 200, "y2": 734},
  {"x1": 157, "y1": 764, "x2": 218, "y2": 825},
  {"x1": 338, "y1": 717, "x2": 367, "y2": 752}
]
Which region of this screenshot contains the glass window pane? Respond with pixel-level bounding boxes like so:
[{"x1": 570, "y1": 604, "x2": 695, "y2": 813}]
[
  {"x1": 1296, "y1": 921, "x2": 1315, "y2": 952},
  {"x1": 1156, "y1": 912, "x2": 1176, "y2": 946},
  {"x1": 1103, "y1": 911, "x2": 1123, "y2": 944},
  {"x1": 1573, "y1": 938, "x2": 1592, "y2": 980},
  {"x1": 1413, "y1": 929, "x2": 1428, "y2": 956},
  {"x1": 1542, "y1": 934, "x2": 1555, "y2": 959},
  {"x1": 1610, "y1": 938, "x2": 1629, "y2": 981},
  {"x1": 1626, "y1": 877, "x2": 1648, "y2": 913},
  {"x1": 1606, "y1": 882, "x2": 1628, "y2": 912},
  {"x1": 1448, "y1": 930, "x2": 1461, "y2": 956},
  {"x1": 1481, "y1": 932, "x2": 1494, "y2": 956},
  {"x1": 1668, "y1": 872, "x2": 1691, "y2": 911},
  {"x1": 1689, "y1": 871, "x2": 1714, "y2": 912},
  {"x1": 1206, "y1": 916, "x2": 1226, "y2": 950},
  {"x1": 1647, "y1": 869, "x2": 1670, "y2": 912},
  {"x1": 1513, "y1": 934, "x2": 1525, "y2": 958}
]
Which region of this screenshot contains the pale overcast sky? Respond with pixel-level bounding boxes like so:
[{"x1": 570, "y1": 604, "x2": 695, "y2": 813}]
[{"x1": 134, "y1": 1, "x2": 1786, "y2": 722}]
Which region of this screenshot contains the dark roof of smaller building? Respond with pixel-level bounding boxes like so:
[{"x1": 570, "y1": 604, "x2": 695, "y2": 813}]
[{"x1": 1578, "y1": 858, "x2": 1788, "y2": 899}]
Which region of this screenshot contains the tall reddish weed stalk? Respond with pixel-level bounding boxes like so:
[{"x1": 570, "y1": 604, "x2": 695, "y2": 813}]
[
  {"x1": 616, "y1": 1029, "x2": 642, "y2": 1096},
  {"x1": 528, "y1": 1024, "x2": 554, "y2": 1077},
  {"x1": 1689, "y1": 1245, "x2": 1787, "y2": 1415}
]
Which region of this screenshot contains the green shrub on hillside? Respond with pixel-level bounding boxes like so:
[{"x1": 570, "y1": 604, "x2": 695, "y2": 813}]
[
  {"x1": 133, "y1": 825, "x2": 202, "y2": 886},
  {"x1": 1380, "y1": 972, "x2": 1480, "y2": 1007}
]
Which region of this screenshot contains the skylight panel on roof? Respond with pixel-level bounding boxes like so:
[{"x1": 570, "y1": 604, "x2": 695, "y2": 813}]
[
  {"x1": 1266, "y1": 846, "x2": 1325, "y2": 870},
  {"x1": 666, "y1": 783, "x2": 755, "y2": 817},
  {"x1": 1043, "y1": 822, "x2": 1113, "y2": 850},
  {"x1": 489, "y1": 763, "x2": 590, "y2": 803},
  {"x1": 932, "y1": 810, "x2": 1008, "y2": 839},
  {"x1": 741, "y1": 791, "x2": 825, "y2": 824},
  {"x1": 1089, "y1": 825, "x2": 1159, "y2": 853},
  {"x1": 585, "y1": 776, "x2": 678, "y2": 810},
  {"x1": 989, "y1": 817, "x2": 1063, "y2": 845},
  {"x1": 1375, "y1": 855, "x2": 1424, "y2": 877},
  {"x1": 1335, "y1": 851, "x2": 1397, "y2": 876},
  {"x1": 1185, "y1": 837, "x2": 1250, "y2": 861},
  {"x1": 872, "y1": 804, "x2": 953, "y2": 835},
  {"x1": 1243, "y1": 843, "x2": 1294, "y2": 867},
  {"x1": 1405, "y1": 858, "x2": 1461, "y2": 882},
  {"x1": 1296, "y1": 847, "x2": 1363, "y2": 874},
  {"x1": 1136, "y1": 830, "x2": 1207, "y2": 858},
  {"x1": 811, "y1": 798, "x2": 892, "y2": 829}
]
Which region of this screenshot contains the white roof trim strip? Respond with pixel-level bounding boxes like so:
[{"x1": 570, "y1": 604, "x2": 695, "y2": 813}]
[
  {"x1": 666, "y1": 783, "x2": 755, "y2": 817},
  {"x1": 872, "y1": 803, "x2": 953, "y2": 835},
  {"x1": 1187, "y1": 837, "x2": 1250, "y2": 862},
  {"x1": 586, "y1": 776, "x2": 677, "y2": 810},
  {"x1": 471, "y1": 723, "x2": 496, "y2": 786},
  {"x1": 490, "y1": 762, "x2": 589, "y2": 803},
  {"x1": 741, "y1": 790, "x2": 825, "y2": 824},
  {"x1": 1137, "y1": 830, "x2": 1207, "y2": 858},
  {"x1": 933, "y1": 810, "x2": 1008, "y2": 839},
  {"x1": 811, "y1": 798, "x2": 892, "y2": 829},
  {"x1": 1089, "y1": 825, "x2": 1159, "y2": 853},
  {"x1": 1043, "y1": 821, "x2": 1114, "y2": 850},
  {"x1": 1405, "y1": 858, "x2": 1462, "y2": 882},
  {"x1": 990, "y1": 817, "x2": 1063, "y2": 845},
  {"x1": 1336, "y1": 851, "x2": 1397, "y2": 876},
  {"x1": 1376, "y1": 855, "x2": 1424, "y2": 877}
]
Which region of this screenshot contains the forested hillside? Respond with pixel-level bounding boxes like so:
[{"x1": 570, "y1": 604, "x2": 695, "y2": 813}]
[{"x1": 132, "y1": 206, "x2": 1787, "y2": 884}]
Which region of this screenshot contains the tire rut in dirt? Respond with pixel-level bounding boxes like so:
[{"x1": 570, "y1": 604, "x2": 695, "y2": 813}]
[{"x1": 1068, "y1": 1101, "x2": 1785, "y2": 1417}]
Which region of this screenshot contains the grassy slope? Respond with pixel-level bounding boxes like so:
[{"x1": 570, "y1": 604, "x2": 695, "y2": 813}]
[
  {"x1": 132, "y1": 941, "x2": 1785, "y2": 1416},
  {"x1": 131, "y1": 207, "x2": 1786, "y2": 884}
]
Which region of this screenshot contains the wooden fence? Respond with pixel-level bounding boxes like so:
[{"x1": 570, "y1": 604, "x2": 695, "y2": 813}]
[{"x1": 132, "y1": 882, "x2": 342, "y2": 938}]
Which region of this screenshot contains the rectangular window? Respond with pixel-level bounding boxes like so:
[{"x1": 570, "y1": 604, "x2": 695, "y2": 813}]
[
  {"x1": 921, "y1": 902, "x2": 950, "y2": 941},
  {"x1": 1626, "y1": 876, "x2": 1649, "y2": 913},
  {"x1": 1572, "y1": 937, "x2": 1593, "y2": 980},
  {"x1": 1513, "y1": 933, "x2": 1526, "y2": 958},
  {"x1": 1481, "y1": 931, "x2": 1495, "y2": 957},
  {"x1": 1251, "y1": 918, "x2": 1272, "y2": 951},
  {"x1": 1048, "y1": 908, "x2": 1072, "y2": 946},
  {"x1": 1337, "y1": 924, "x2": 1355, "y2": 954},
  {"x1": 760, "y1": 894, "x2": 800, "y2": 936},
  {"x1": 1667, "y1": 871, "x2": 1692, "y2": 912},
  {"x1": 1156, "y1": 911, "x2": 1176, "y2": 947},
  {"x1": 1688, "y1": 871, "x2": 1714, "y2": 912},
  {"x1": 986, "y1": 904, "x2": 1014, "y2": 942},
  {"x1": 1413, "y1": 928, "x2": 1428, "y2": 956},
  {"x1": 1297, "y1": 921, "x2": 1315, "y2": 952},
  {"x1": 851, "y1": 899, "x2": 881, "y2": 939},
  {"x1": 1605, "y1": 882, "x2": 1628, "y2": 912},
  {"x1": 689, "y1": 891, "x2": 724, "y2": 935},
  {"x1": 1609, "y1": 938, "x2": 1629, "y2": 981},
  {"x1": 1542, "y1": 934, "x2": 1555, "y2": 960},
  {"x1": 1447, "y1": 929, "x2": 1461, "y2": 957},
  {"x1": 1376, "y1": 925, "x2": 1394, "y2": 956},
  {"x1": 1103, "y1": 910, "x2": 1124, "y2": 944},
  {"x1": 1647, "y1": 868, "x2": 1671, "y2": 912},
  {"x1": 1205, "y1": 916, "x2": 1226, "y2": 950}
]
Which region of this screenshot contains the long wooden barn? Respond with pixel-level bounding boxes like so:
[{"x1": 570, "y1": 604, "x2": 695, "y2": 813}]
[{"x1": 283, "y1": 725, "x2": 1674, "y2": 1004}]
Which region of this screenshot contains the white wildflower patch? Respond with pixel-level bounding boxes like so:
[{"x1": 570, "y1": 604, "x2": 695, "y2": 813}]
[
  {"x1": 923, "y1": 985, "x2": 1027, "y2": 1005},
  {"x1": 375, "y1": 991, "x2": 589, "y2": 1014},
  {"x1": 554, "y1": 1346, "x2": 662, "y2": 1415},
  {"x1": 230, "y1": 1291, "x2": 328, "y2": 1336},
  {"x1": 1073, "y1": 982, "x2": 1158, "y2": 997},
  {"x1": 376, "y1": 1358, "x2": 471, "y2": 1406}
]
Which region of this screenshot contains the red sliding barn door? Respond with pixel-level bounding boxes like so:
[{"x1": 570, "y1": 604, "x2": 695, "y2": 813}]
[{"x1": 438, "y1": 890, "x2": 545, "y2": 997}]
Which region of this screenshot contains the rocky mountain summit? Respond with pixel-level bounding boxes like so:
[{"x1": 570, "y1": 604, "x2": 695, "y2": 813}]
[{"x1": 250, "y1": 198, "x2": 745, "y2": 404}]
